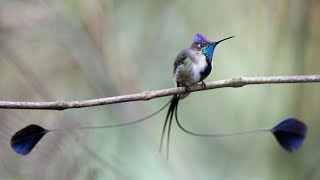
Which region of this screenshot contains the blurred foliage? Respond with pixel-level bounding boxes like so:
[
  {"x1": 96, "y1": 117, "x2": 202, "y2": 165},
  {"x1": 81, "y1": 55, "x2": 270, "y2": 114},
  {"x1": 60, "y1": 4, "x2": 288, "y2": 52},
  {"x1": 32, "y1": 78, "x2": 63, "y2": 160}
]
[{"x1": 0, "y1": 0, "x2": 320, "y2": 180}]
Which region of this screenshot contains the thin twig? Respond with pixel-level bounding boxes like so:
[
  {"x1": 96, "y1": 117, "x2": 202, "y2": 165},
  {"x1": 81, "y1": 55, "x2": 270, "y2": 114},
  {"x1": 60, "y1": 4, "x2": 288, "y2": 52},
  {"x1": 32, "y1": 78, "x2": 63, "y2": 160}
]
[{"x1": 0, "y1": 75, "x2": 319, "y2": 110}]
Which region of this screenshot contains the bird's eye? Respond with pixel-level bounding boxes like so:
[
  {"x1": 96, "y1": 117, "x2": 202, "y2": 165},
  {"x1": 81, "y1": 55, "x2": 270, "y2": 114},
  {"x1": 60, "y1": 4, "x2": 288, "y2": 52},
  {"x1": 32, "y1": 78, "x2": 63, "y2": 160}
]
[{"x1": 198, "y1": 43, "x2": 204, "y2": 48}]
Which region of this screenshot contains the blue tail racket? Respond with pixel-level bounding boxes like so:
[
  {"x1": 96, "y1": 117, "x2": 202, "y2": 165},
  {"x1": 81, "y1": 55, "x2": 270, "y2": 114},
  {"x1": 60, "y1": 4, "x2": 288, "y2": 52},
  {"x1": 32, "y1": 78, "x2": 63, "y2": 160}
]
[{"x1": 10, "y1": 117, "x2": 307, "y2": 155}]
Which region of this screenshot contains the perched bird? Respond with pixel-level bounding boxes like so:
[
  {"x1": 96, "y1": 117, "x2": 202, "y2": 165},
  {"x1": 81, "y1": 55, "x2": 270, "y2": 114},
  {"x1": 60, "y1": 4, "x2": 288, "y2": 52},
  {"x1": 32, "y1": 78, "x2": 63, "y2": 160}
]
[
  {"x1": 174, "y1": 34, "x2": 234, "y2": 91},
  {"x1": 159, "y1": 34, "x2": 234, "y2": 158},
  {"x1": 10, "y1": 34, "x2": 307, "y2": 157}
]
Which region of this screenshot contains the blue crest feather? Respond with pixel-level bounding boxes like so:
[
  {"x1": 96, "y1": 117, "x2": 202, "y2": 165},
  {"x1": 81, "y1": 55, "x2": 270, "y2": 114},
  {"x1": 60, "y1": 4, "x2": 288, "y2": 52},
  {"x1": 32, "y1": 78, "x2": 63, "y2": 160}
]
[{"x1": 193, "y1": 33, "x2": 210, "y2": 43}]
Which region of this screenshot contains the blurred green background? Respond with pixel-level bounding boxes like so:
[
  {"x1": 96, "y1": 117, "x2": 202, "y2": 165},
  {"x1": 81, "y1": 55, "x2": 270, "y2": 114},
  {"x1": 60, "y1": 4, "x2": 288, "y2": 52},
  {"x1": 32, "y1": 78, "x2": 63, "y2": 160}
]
[{"x1": 0, "y1": 0, "x2": 319, "y2": 179}]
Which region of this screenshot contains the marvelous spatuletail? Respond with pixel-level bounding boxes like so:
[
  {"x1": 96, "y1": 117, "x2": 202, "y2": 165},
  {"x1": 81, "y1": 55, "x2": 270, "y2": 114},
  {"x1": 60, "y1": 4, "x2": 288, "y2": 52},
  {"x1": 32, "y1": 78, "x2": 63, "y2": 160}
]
[
  {"x1": 9, "y1": 34, "x2": 307, "y2": 156},
  {"x1": 160, "y1": 34, "x2": 234, "y2": 158}
]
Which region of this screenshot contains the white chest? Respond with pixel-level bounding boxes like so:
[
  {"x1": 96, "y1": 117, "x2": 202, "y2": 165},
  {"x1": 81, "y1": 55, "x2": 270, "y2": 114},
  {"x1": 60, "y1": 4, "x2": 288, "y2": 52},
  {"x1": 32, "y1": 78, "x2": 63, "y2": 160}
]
[
  {"x1": 192, "y1": 55, "x2": 207, "y2": 73},
  {"x1": 190, "y1": 54, "x2": 207, "y2": 84}
]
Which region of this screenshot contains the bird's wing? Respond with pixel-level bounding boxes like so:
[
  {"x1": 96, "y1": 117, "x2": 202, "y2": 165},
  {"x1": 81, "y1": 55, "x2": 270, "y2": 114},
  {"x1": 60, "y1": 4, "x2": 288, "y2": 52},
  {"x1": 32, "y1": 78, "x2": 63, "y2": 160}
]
[{"x1": 174, "y1": 49, "x2": 189, "y2": 73}]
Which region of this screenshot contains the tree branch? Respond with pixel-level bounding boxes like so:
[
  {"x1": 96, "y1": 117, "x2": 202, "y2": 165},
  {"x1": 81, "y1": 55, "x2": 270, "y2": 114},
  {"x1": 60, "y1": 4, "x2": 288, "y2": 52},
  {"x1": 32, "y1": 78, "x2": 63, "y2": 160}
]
[{"x1": 1, "y1": 75, "x2": 319, "y2": 110}]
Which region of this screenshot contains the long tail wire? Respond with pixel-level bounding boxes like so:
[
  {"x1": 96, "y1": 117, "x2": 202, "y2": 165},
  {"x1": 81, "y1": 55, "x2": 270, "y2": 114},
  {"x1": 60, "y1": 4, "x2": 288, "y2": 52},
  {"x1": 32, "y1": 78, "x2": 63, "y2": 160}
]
[
  {"x1": 174, "y1": 101, "x2": 270, "y2": 137},
  {"x1": 12, "y1": 100, "x2": 172, "y2": 144}
]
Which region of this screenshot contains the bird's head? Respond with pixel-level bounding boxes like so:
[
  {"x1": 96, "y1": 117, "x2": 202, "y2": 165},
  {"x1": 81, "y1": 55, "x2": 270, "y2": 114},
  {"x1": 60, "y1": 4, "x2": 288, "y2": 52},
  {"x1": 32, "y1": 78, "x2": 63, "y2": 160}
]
[{"x1": 191, "y1": 34, "x2": 234, "y2": 61}]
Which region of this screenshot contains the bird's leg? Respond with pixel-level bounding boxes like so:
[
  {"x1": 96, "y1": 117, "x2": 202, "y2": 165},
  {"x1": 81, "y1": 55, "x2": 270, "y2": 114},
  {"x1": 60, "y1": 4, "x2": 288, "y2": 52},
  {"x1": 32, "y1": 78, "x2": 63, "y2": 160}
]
[
  {"x1": 200, "y1": 81, "x2": 206, "y2": 89},
  {"x1": 182, "y1": 84, "x2": 191, "y2": 93}
]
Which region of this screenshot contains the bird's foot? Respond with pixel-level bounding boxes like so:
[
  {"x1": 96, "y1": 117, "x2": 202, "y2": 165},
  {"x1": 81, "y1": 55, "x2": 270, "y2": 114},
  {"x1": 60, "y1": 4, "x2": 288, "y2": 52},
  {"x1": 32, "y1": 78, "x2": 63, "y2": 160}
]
[
  {"x1": 200, "y1": 81, "x2": 206, "y2": 89},
  {"x1": 183, "y1": 85, "x2": 191, "y2": 93}
]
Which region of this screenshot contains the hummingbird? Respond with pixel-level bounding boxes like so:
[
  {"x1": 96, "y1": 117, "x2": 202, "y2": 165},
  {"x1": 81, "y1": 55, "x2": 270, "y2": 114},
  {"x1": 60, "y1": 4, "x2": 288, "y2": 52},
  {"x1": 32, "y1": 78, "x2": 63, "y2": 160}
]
[
  {"x1": 174, "y1": 34, "x2": 234, "y2": 92},
  {"x1": 10, "y1": 34, "x2": 307, "y2": 157},
  {"x1": 159, "y1": 34, "x2": 235, "y2": 158}
]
